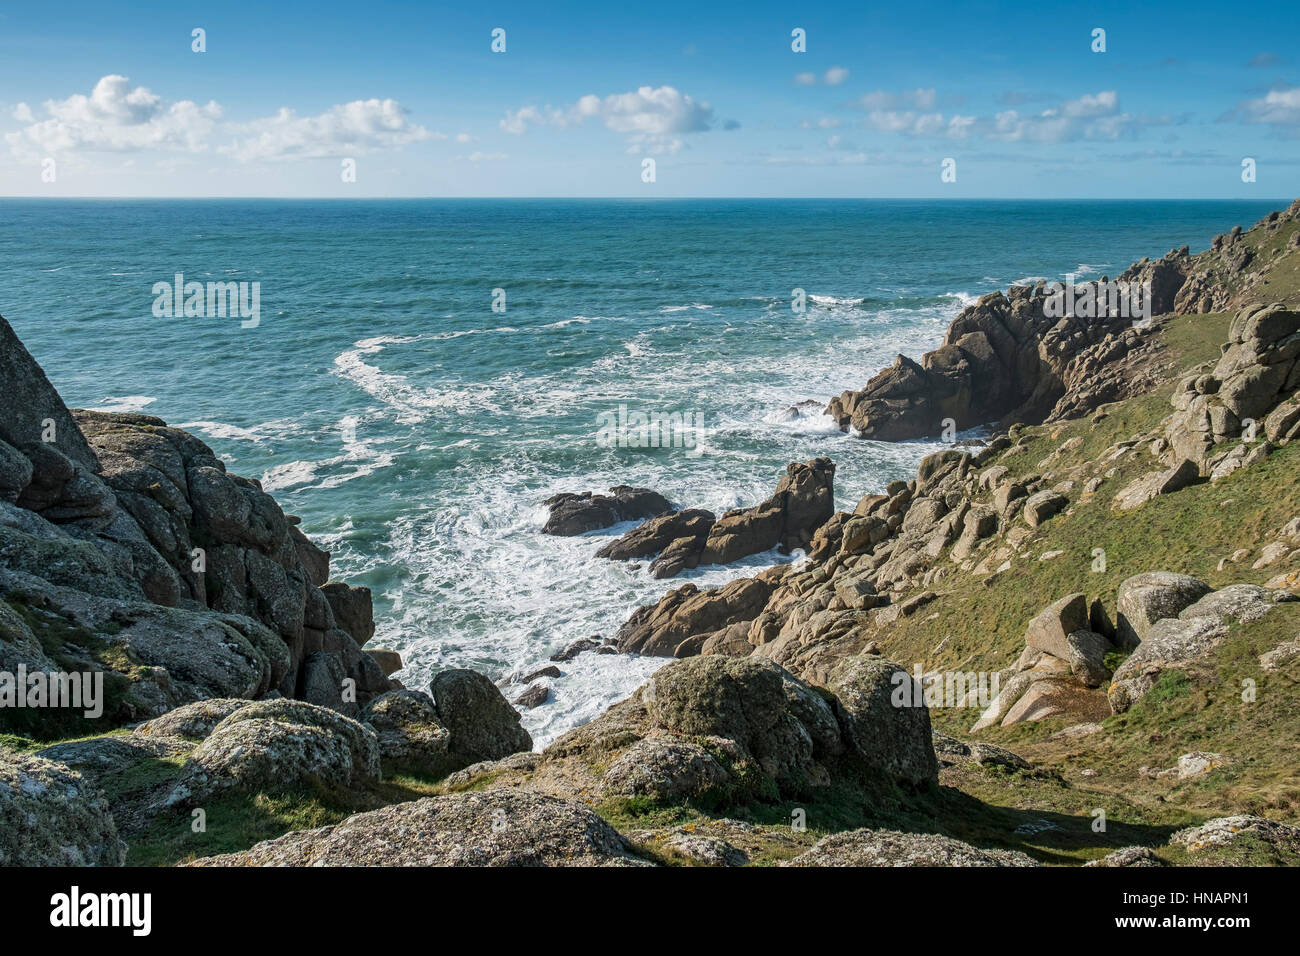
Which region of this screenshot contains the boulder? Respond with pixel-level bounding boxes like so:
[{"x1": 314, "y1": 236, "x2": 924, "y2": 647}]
[
  {"x1": 1113, "y1": 459, "x2": 1200, "y2": 511},
  {"x1": 0, "y1": 750, "x2": 124, "y2": 866},
  {"x1": 134, "y1": 698, "x2": 252, "y2": 741},
  {"x1": 542, "y1": 486, "x2": 672, "y2": 536},
  {"x1": 360, "y1": 690, "x2": 452, "y2": 775},
  {"x1": 600, "y1": 736, "x2": 728, "y2": 803},
  {"x1": 1024, "y1": 593, "x2": 1089, "y2": 660},
  {"x1": 830, "y1": 656, "x2": 938, "y2": 787},
  {"x1": 163, "y1": 699, "x2": 381, "y2": 806},
  {"x1": 428, "y1": 668, "x2": 532, "y2": 766},
  {"x1": 1115, "y1": 572, "x2": 1212, "y2": 649},
  {"x1": 1022, "y1": 490, "x2": 1068, "y2": 527},
  {"x1": 191, "y1": 791, "x2": 651, "y2": 866},
  {"x1": 319, "y1": 581, "x2": 375, "y2": 647},
  {"x1": 615, "y1": 573, "x2": 779, "y2": 657}
]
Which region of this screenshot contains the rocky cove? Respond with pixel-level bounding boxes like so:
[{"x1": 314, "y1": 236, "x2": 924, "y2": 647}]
[{"x1": 5, "y1": 199, "x2": 1300, "y2": 868}]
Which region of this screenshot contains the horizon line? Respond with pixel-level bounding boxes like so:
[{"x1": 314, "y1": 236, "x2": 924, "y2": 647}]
[{"x1": 0, "y1": 195, "x2": 1291, "y2": 202}]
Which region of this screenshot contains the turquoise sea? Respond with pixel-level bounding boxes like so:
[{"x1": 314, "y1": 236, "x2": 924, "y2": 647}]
[{"x1": 0, "y1": 198, "x2": 1284, "y2": 744}]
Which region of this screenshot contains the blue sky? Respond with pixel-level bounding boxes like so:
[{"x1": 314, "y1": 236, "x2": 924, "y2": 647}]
[{"x1": 0, "y1": 0, "x2": 1297, "y2": 197}]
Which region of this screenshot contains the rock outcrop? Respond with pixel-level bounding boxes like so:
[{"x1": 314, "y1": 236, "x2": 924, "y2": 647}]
[
  {"x1": 161, "y1": 699, "x2": 382, "y2": 806},
  {"x1": 1167, "y1": 303, "x2": 1300, "y2": 473},
  {"x1": 450, "y1": 653, "x2": 937, "y2": 812},
  {"x1": 0, "y1": 314, "x2": 398, "y2": 733},
  {"x1": 825, "y1": 278, "x2": 1168, "y2": 440},
  {"x1": 596, "y1": 459, "x2": 834, "y2": 579},
  {"x1": 541, "y1": 486, "x2": 672, "y2": 536},
  {"x1": 1110, "y1": 584, "x2": 1295, "y2": 712}
]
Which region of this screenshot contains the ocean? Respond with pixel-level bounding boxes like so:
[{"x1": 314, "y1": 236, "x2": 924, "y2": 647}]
[{"x1": 0, "y1": 197, "x2": 1284, "y2": 745}]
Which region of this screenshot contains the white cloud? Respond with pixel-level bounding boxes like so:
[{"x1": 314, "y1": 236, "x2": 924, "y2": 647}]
[
  {"x1": 466, "y1": 151, "x2": 507, "y2": 162},
  {"x1": 456, "y1": 132, "x2": 477, "y2": 143},
  {"x1": 6, "y1": 75, "x2": 220, "y2": 158},
  {"x1": 5, "y1": 75, "x2": 435, "y2": 163},
  {"x1": 794, "y1": 72, "x2": 817, "y2": 86},
  {"x1": 989, "y1": 91, "x2": 1146, "y2": 142},
  {"x1": 865, "y1": 110, "x2": 974, "y2": 139},
  {"x1": 854, "y1": 89, "x2": 1155, "y2": 143},
  {"x1": 500, "y1": 85, "x2": 717, "y2": 149},
  {"x1": 223, "y1": 99, "x2": 435, "y2": 161},
  {"x1": 1236, "y1": 86, "x2": 1300, "y2": 127}
]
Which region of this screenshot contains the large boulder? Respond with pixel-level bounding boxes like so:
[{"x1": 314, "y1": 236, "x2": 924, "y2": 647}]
[
  {"x1": 428, "y1": 669, "x2": 532, "y2": 766},
  {"x1": 1115, "y1": 572, "x2": 1212, "y2": 649},
  {"x1": 644, "y1": 656, "x2": 834, "y2": 793},
  {"x1": 0, "y1": 750, "x2": 124, "y2": 866},
  {"x1": 1024, "y1": 593, "x2": 1089, "y2": 660},
  {"x1": 162, "y1": 699, "x2": 381, "y2": 805},
  {"x1": 190, "y1": 790, "x2": 651, "y2": 866},
  {"x1": 829, "y1": 656, "x2": 938, "y2": 787},
  {"x1": 599, "y1": 736, "x2": 728, "y2": 802},
  {"x1": 360, "y1": 690, "x2": 452, "y2": 775}
]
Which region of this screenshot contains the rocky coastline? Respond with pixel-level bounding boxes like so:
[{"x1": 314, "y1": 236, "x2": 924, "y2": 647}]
[{"x1": 6, "y1": 198, "x2": 1300, "y2": 867}]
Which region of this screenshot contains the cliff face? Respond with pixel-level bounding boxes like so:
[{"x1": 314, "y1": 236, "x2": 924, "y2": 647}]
[
  {"x1": 826, "y1": 198, "x2": 1300, "y2": 442},
  {"x1": 0, "y1": 314, "x2": 396, "y2": 734}
]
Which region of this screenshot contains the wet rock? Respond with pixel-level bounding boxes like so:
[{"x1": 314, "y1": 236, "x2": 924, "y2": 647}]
[
  {"x1": 514, "y1": 683, "x2": 549, "y2": 708},
  {"x1": 542, "y1": 486, "x2": 672, "y2": 536}
]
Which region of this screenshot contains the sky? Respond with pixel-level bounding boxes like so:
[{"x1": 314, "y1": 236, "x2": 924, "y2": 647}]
[{"x1": 0, "y1": 0, "x2": 1297, "y2": 198}]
